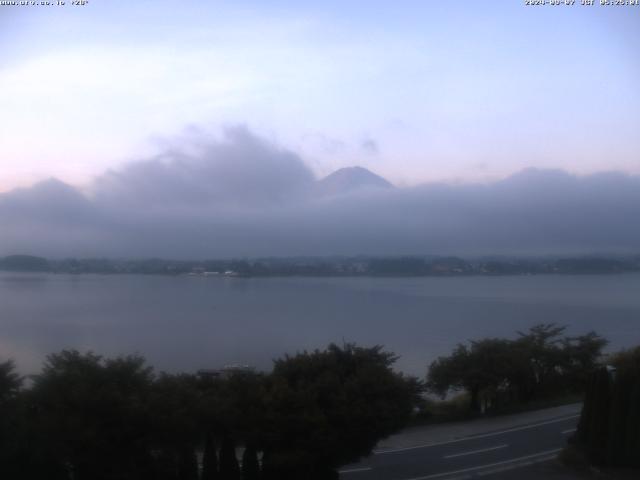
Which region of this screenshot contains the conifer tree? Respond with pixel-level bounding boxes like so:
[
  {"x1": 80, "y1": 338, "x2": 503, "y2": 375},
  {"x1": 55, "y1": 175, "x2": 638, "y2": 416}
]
[
  {"x1": 586, "y1": 367, "x2": 611, "y2": 465},
  {"x1": 219, "y1": 436, "x2": 240, "y2": 480},
  {"x1": 625, "y1": 377, "x2": 640, "y2": 467},
  {"x1": 178, "y1": 447, "x2": 198, "y2": 480},
  {"x1": 606, "y1": 368, "x2": 631, "y2": 465},
  {"x1": 202, "y1": 433, "x2": 219, "y2": 480},
  {"x1": 241, "y1": 444, "x2": 260, "y2": 480}
]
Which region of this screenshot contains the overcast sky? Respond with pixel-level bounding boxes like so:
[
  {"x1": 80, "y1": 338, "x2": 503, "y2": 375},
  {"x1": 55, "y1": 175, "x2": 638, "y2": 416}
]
[{"x1": 1, "y1": 1, "x2": 639, "y2": 192}]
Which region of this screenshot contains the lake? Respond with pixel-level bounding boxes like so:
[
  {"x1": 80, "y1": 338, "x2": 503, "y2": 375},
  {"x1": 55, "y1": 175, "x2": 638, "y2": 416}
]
[{"x1": 1, "y1": 272, "x2": 639, "y2": 376}]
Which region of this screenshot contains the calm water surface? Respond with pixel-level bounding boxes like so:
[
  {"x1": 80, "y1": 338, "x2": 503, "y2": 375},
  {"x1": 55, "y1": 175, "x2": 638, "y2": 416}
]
[{"x1": 1, "y1": 272, "x2": 639, "y2": 376}]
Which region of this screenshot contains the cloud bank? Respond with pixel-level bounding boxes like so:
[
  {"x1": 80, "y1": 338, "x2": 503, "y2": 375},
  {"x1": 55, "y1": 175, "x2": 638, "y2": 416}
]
[{"x1": 1, "y1": 127, "x2": 639, "y2": 259}]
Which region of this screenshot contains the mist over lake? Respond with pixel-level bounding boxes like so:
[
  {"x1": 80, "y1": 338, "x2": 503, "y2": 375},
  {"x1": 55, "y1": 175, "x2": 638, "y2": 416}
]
[{"x1": 2, "y1": 272, "x2": 639, "y2": 377}]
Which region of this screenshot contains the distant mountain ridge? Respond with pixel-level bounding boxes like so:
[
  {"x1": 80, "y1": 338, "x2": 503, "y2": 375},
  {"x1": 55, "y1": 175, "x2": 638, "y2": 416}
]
[{"x1": 315, "y1": 166, "x2": 393, "y2": 196}]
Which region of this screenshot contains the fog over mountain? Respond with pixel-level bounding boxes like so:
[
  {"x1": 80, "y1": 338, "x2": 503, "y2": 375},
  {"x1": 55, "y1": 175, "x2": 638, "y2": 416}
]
[
  {"x1": 315, "y1": 166, "x2": 393, "y2": 197},
  {"x1": 1, "y1": 126, "x2": 639, "y2": 259}
]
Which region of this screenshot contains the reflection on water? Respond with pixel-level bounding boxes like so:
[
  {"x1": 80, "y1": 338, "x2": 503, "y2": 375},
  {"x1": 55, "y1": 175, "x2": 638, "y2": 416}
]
[{"x1": 1, "y1": 272, "x2": 639, "y2": 376}]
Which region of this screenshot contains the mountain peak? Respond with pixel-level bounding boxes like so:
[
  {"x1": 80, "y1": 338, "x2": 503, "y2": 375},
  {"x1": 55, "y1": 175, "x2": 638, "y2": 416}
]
[{"x1": 316, "y1": 166, "x2": 393, "y2": 196}]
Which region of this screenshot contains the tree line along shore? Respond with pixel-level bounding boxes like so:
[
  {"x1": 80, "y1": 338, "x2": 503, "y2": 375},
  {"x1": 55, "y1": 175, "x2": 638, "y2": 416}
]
[{"x1": 1, "y1": 254, "x2": 639, "y2": 277}]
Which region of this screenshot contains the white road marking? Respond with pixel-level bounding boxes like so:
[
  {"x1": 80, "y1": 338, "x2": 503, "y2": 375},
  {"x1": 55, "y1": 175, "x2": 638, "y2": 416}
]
[
  {"x1": 375, "y1": 414, "x2": 580, "y2": 454},
  {"x1": 561, "y1": 428, "x2": 576, "y2": 434},
  {"x1": 400, "y1": 448, "x2": 563, "y2": 480},
  {"x1": 476, "y1": 451, "x2": 560, "y2": 476},
  {"x1": 443, "y1": 444, "x2": 508, "y2": 459},
  {"x1": 339, "y1": 466, "x2": 373, "y2": 474}
]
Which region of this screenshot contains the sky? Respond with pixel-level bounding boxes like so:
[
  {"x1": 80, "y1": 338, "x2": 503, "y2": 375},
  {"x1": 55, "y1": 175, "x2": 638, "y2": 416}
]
[
  {"x1": 1, "y1": 0, "x2": 639, "y2": 191},
  {"x1": 0, "y1": 1, "x2": 639, "y2": 258},
  {"x1": 1, "y1": 126, "x2": 639, "y2": 258}
]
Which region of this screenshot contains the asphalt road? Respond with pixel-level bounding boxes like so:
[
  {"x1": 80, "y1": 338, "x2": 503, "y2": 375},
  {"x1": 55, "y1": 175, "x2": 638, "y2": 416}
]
[{"x1": 339, "y1": 412, "x2": 580, "y2": 480}]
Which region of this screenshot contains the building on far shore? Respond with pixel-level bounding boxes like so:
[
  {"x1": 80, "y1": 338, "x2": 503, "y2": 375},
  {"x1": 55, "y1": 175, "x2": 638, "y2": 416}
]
[{"x1": 197, "y1": 363, "x2": 255, "y2": 380}]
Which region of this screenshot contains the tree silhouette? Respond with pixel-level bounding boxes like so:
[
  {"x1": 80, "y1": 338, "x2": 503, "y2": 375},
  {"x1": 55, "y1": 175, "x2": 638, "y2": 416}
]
[
  {"x1": 0, "y1": 343, "x2": 422, "y2": 478},
  {"x1": 241, "y1": 444, "x2": 260, "y2": 480},
  {"x1": 28, "y1": 350, "x2": 155, "y2": 480},
  {"x1": 261, "y1": 343, "x2": 421, "y2": 477},
  {"x1": 0, "y1": 359, "x2": 22, "y2": 404},
  {"x1": 427, "y1": 324, "x2": 607, "y2": 412},
  {"x1": 576, "y1": 346, "x2": 640, "y2": 467},
  {"x1": 202, "y1": 432, "x2": 219, "y2": 479},
  {"x1": 219, "y1": 436, "x2": 240, "y2": 480}
]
